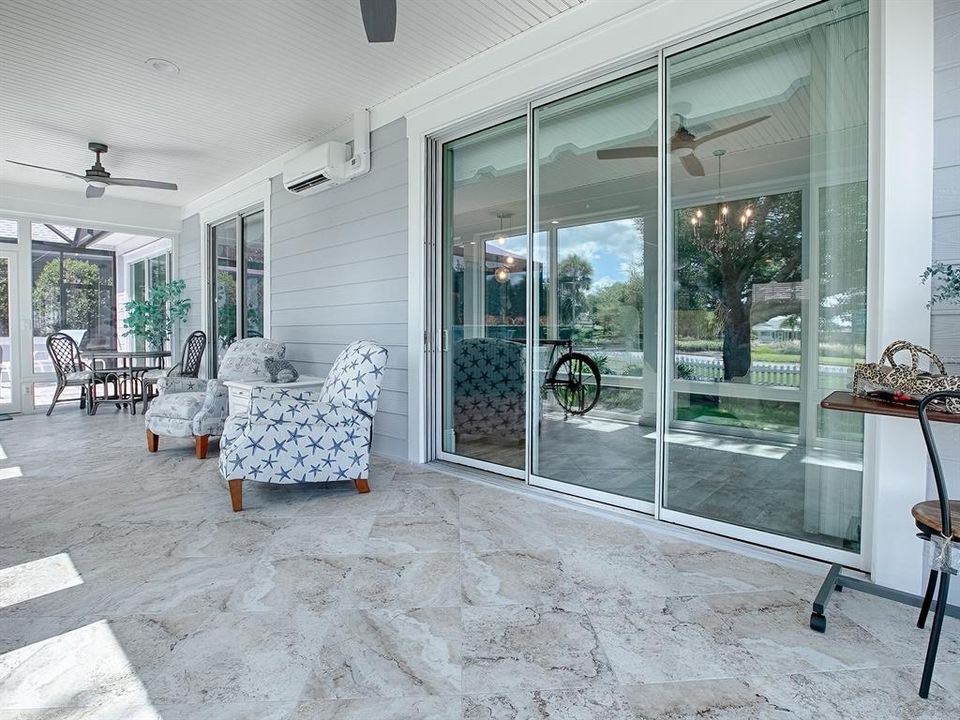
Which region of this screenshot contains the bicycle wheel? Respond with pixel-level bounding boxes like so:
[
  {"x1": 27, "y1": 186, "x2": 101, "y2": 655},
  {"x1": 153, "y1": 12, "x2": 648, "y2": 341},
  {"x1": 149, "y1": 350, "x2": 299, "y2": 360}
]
[{"x1": 549, "y1": 352, "x2": 601, "y2": 415}]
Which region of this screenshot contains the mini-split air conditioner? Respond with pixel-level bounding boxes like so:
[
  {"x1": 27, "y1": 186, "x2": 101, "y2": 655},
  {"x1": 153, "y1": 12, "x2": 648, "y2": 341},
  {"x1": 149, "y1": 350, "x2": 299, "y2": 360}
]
[{"x1": 282, "y1": 110, "x2": 371, "y2": 196}]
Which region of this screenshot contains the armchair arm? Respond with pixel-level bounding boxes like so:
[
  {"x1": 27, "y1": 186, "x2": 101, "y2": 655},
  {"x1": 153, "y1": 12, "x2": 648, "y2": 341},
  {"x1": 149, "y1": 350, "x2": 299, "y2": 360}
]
[
  {"x1": 158, "y1": 376, "x2": 214, "y2": 394},
  {"x1": 248, "y1": 387, "x2": 367, "y2": 430}
]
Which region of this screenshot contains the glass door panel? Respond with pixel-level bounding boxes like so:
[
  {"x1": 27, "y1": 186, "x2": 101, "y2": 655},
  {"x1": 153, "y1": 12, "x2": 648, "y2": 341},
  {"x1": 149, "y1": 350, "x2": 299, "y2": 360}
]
[
  {"x1": 440, "y1": 118, "x2": 528, "y2": 472},
  {"x1": 211, "y1": 219, "x2": 238, "y2": 371},
  {"x1": 531, "y1": 69, "x2": 659, "y2": 504},
  {"x1": 663, "y1": 0, "x2": 869, "y2": 553},
  {"x1": 0, "y1": 252, "x2": 18, "y2": 412},
  {"x1": 242, "y1": 211, "x2": 265, "y2": 338}
]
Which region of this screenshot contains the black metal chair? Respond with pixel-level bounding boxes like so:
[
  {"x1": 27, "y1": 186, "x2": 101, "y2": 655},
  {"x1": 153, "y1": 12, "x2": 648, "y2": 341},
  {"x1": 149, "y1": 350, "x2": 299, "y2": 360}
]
[
  {"x1": 45, "y1": 333, "x2": 95, "y2": 416},
  {"x1": 914, "y1": 390, "x2": 960, "y2": 698},
  {"x1": 138, "y1": 331, "x2": 207, "y2": 410}
]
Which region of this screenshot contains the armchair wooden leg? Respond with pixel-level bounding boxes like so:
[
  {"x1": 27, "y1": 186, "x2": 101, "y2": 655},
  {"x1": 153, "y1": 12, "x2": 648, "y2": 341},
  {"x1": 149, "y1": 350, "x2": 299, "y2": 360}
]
[
  {"x1": 228, "y1": 478, "x2": 243, "y2": 512},
  {"x1": 195, "y1": 434, "x2": 210, "y2": 459},
  {"x1": 146, "y1": 429, "x2": 159, "y2": 453},
  {"x1": 354, "y1": 478, "x2": 370, "y2": 494}
]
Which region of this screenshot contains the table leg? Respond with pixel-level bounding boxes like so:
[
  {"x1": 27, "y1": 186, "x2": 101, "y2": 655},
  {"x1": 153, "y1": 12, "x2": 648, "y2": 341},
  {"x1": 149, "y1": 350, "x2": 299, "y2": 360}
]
[{"x1": 811, "y1": 563, "x2": 960, "y2": 634}]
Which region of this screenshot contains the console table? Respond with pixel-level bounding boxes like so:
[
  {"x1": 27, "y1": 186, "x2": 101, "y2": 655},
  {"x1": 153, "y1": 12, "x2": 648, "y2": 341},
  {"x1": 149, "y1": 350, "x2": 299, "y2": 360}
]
[
  {"x1": 811, "y1": 391, "x2": 960, "y2": 631},
  {"x1": 224, "y1": 376, "x2": 325, "y2": 418}
]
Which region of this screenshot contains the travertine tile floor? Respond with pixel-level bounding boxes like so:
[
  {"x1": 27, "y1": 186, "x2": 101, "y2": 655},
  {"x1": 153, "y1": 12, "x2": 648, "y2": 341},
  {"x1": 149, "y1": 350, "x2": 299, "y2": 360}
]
[{"x1": 1, "y1": 410, "x2": 959, "y2": 719}]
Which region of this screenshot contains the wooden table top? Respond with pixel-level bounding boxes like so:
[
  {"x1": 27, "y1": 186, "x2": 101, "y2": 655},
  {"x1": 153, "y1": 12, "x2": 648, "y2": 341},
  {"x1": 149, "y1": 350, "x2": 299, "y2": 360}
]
[{"x1": 820, "y1": 391, "x2": 960, "y2": 425}]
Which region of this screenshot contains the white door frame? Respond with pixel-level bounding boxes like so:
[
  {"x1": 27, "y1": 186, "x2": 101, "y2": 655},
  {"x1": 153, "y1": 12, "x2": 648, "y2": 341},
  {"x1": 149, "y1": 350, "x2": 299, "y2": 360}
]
[{"x1": 0, "y1": 248, "x2": 21, "y2": 414}]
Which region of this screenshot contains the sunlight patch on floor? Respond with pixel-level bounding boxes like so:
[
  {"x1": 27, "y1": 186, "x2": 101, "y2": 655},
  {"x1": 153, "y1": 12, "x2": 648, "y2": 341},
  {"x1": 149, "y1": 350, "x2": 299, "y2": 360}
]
[
  {"x1": 544, "y1": 414, "x2": 633, "y2": 433},
  {"x1": 648, "y1": 430, "x2": 793, "y2": 460},
  {"x1": 0, "y1": 553, "x2": 83, "y2": 609},
  {"x1": 0, "y1": 619, "x2": 160, "y2": 716},
  {"x1": 801, "y1": 450, "x2": 863, "y2": 472},
  {"x1": 0, "y1": 466, "x2": 23, "y2": 480}
]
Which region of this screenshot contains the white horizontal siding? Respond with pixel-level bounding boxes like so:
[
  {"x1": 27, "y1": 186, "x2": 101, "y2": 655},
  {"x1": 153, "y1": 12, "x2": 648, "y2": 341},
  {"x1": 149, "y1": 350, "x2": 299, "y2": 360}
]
[
  {"x1": 269, "y1": 118, "x2": 409, "y2": 459},
  {"x1": 176, "y1": 213, "x2": 204, "y2": 370}
]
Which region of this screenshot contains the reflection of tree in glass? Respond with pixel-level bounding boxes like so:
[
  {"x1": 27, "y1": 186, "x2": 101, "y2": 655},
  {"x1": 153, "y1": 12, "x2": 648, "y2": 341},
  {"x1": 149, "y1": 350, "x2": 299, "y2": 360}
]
[
  {"x1": 558, "y1": 254, "x2": 593, "y2": 326},
  {"x1": 588, "y1": 258, "x2": 644, "y2": 345},
  {"x1": 217, "y1": 271, "x2": 237, "y2": 349},
  {"x1": 0, "y1": 261, "x2": 8, "y2": 336},
  {"x1": 33, "y1": 258, "x2": 103, "y2": 336},
  {"x1": 819, "y1": 182, "x2": 867, "y2": 341},
  {"x1": 675, "y1": 191, "x2": 802, "y2": 381}
]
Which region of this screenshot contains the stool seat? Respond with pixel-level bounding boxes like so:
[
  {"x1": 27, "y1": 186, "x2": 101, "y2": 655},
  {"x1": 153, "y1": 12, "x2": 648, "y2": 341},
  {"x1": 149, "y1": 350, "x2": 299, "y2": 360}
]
[{"x1": 912, "y1": 500, "x2": 960, "y2": 540}]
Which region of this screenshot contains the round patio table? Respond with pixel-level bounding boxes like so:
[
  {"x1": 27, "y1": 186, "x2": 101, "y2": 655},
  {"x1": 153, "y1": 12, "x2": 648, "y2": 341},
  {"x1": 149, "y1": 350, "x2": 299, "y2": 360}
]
[{"x1": 84, "y1": 349, "x2": 172, "y2": 416}]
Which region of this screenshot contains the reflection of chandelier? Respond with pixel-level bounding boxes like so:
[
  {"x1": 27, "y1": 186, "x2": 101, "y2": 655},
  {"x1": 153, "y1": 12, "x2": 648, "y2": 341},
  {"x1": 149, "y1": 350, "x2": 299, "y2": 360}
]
[
  {"x1": 494, "y1": 212, "x2": 511, "y2": 245},
  {"x1": 493, "y1": 211, "x2": 512, "y2": 281},
  {"x1": 689, "y1": 149, "x2": 753, "y2": 249}
]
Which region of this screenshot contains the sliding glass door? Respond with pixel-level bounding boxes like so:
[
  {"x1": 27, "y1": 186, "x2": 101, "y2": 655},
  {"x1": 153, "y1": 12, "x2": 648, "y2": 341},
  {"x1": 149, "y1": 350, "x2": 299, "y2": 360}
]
[
  {"x1": 439, "y1": 118, "x2": 528, "y2": 474},
  {"x1": 530, "y1": 67, "x2": 659, "y2": 507},
  {"x1": 433, "y1": 0, "x2": 869, "y2": 565},
  {"x1": 662, "y1": 0, "x2": 869, "y2": 557},
  {"x1": 210, "y1": 207, "x2": 265, "y2": 373}
]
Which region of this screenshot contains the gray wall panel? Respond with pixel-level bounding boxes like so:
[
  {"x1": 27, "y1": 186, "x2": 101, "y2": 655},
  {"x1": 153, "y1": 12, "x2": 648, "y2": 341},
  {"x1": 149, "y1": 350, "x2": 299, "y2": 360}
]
[
  {"x1": 176, "y1": 213, "x2": 204, "y2": 367},
  {"x1": 932, "y1": 0, "x2": 960, "y2": 368},
  {"x1": 269, "y1": 117, "x2": 409, "y2": 459}
]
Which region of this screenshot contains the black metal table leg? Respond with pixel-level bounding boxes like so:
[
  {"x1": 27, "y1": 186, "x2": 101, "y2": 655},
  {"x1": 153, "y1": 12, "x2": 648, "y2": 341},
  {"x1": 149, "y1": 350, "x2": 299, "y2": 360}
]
[{"x1": 811, "y1": 563, "x2": 960, "y2": 634}]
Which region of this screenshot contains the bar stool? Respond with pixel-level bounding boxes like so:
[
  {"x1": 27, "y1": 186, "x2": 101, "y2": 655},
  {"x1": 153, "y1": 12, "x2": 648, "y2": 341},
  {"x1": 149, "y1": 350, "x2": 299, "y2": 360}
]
[{"x1": 914, "y1": 390, "x2": 960, "y2": 698}]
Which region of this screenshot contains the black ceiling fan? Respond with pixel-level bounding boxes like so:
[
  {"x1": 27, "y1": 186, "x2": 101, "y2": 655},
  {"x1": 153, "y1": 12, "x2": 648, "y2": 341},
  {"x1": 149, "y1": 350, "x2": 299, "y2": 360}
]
[
  {"x1": 360, "y1": 0, "x2": 397, "y2": 42},
  {"x1": 7, "y1": 142, "x2": 178, "y2": 199},
  {"x1": 597, "y1": 114, "x2": 771, "y2": 177}
]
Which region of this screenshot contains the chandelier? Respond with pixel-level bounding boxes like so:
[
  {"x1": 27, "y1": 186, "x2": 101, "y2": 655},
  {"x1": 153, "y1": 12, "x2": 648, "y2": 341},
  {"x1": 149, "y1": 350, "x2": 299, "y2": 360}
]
[{"x1": 689, "y1": 149, "x2": 753, "y2": 250}]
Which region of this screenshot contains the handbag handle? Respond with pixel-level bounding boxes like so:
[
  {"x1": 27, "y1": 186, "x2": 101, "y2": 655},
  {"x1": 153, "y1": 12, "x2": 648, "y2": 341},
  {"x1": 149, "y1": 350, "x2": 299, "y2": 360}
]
[{"x1": 880, "y1": 340, "x2": 945, "y2": 375}]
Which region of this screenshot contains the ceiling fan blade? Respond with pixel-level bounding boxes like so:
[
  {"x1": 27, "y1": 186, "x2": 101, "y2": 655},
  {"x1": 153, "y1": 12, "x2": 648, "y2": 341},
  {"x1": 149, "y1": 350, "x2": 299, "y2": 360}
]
[
  {"x1": 86, "y1": 184, "x2": 105, "y2": 199},
  {"x1": 6, "y1": 160, "x2": 85, "y2": 179},
  {"x1": 693, "y1": 115, "x2": 771, "y2": 147},
  {"x1": 680, "y1": 153, "x2": 706, "y2": 177},
  {"x1": 360, "y1": 0, "x2": 396, "y2": 42},
  {"x1": 596, "y1": 146, "x2": 657, "y2": 160},
  {"x1": 103, "y1": 177, "x2": 178, "y2": 191}
]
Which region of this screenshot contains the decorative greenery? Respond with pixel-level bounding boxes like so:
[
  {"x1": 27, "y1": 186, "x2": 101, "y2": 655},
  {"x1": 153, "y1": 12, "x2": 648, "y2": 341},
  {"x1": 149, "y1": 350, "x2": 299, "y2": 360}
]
[
  {"x1": 922, "y1": 263, "x2": 960, "y2": 307},
  {"x1": 122, "y1": 280, "x2": 191, "y2": 350}
]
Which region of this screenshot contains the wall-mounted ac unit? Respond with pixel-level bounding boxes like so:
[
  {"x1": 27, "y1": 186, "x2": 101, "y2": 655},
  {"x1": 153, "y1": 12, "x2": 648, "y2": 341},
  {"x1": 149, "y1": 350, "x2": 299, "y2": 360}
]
[
  {"x1": 282, "y1": 141, "x2": 349, "y2": 195},
  {"x1": 282, "y1": 110, "x2": 371, "y2": 196}
]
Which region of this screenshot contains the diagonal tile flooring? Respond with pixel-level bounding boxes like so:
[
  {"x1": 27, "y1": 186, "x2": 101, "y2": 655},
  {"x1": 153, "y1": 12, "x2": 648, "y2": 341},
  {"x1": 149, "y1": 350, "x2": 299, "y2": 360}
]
[{"x1": 0, "y1": 410, "x2": 959, "y2": 718}]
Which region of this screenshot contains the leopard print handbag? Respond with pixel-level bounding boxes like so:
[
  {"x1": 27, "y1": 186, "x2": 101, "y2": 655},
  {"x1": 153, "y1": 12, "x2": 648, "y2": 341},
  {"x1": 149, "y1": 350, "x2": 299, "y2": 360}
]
[{"x1": 853, "y1": 340, "x2": 960, "y2": 412}]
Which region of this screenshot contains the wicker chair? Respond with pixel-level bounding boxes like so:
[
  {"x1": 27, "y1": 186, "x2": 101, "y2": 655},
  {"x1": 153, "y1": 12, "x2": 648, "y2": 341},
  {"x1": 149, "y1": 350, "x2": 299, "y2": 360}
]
[
  {"x1": 44, "y1": 333, "x2": 100, "y2": 416},
  {"x1": 138, "y1": 331, "x2": 207, "y2": 410}
]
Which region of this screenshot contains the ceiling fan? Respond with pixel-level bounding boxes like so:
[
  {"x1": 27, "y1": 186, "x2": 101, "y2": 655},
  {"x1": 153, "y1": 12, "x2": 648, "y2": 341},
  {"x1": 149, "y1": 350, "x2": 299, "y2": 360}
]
[
  {"x1": 360, "y1": 0, "x2": 397, "y2": 42},
  {"x1": 596, "y1": 114, "x2": 771, "y2": 177},
  {"x1": 7, "y1": 142, "x2": 178, "y2": 199}
]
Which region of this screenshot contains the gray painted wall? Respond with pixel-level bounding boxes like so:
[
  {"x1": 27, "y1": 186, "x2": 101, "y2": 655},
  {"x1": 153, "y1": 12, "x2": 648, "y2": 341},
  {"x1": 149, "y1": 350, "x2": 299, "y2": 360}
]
[
  {"x1": 931, "y1": 0, "x2": 960, "y2": 367},
  {"x1": 930, "y1": 0, "x2": 960, "y2": 602},
  {"x1": 177, "y1": 213, "x2": 204, "y2": 370},
  {"x1": 269, "y1": 117, "x2": 409, "y2": 459}
]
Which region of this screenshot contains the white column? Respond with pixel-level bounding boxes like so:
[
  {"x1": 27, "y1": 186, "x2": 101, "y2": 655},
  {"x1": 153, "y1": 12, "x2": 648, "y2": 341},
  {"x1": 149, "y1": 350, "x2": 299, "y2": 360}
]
[{"x1": 868, "y1": 0, "x2": 935, "y2": 593}]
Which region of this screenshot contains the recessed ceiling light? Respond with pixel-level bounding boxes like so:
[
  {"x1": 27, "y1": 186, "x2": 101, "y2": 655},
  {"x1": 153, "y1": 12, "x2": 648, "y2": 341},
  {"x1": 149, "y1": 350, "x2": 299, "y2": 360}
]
[
  {"x1": 551, "y1": 220, "x2": 560, "y2": 225},
  {"x1": 144, "y1": 57, "x2": 180, "y2": 76}
]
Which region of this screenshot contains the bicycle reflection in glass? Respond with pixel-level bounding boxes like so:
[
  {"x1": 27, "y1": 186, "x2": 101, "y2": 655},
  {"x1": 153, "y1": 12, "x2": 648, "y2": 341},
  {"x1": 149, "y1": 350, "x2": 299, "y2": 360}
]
[{"x1": 538, "y1": 339, "x2": 601, "y2": 418}]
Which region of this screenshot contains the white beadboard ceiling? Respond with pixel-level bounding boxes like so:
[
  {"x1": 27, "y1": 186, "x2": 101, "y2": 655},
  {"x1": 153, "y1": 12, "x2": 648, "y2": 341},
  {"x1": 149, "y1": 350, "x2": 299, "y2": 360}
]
[{"x1": 0, "y1": 0, "x2": 584, "y2": 207}]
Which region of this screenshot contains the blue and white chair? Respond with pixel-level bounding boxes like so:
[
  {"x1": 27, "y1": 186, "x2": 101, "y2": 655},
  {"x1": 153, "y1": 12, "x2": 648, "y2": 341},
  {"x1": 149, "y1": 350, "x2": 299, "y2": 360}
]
[
  {"x1": 218, "y1": 340, "x2": 389, "y2": 511},
  {"x1": 144, "y1": 337, "x2": 285, "y2": 459}
]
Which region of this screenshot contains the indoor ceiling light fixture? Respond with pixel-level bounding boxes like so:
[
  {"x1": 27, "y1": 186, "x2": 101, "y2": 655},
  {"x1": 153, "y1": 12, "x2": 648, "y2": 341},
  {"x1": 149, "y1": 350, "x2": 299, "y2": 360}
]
[
  {"x1": 689, "y1": 149, "x2": 753, "y2": 248},
  {"x1": 494, "y1": 212, "x2": 511, "y2": 245},
  {"x1": 144, "y1": 57, "x2": 180, "y2": 76}
]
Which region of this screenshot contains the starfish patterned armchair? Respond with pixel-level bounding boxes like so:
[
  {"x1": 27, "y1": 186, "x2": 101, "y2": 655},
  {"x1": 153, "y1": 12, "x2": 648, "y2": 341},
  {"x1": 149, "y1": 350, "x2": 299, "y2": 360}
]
[
  {"x1": 144, "y1": 338, "x2": 286, "y2": 459},
  {"x1": 218, "y1": 340, "x2": 389, "y2": 511}
]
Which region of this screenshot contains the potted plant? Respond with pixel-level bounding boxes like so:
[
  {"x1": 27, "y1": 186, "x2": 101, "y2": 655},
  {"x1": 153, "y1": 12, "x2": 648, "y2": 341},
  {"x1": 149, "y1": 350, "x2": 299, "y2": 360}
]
[
  {"x1": 922, "y1": 263, "x2": 960, "y2": 307},
  {"x1": 122, "y1": 280, "x2": 191, "y2": 351}
]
